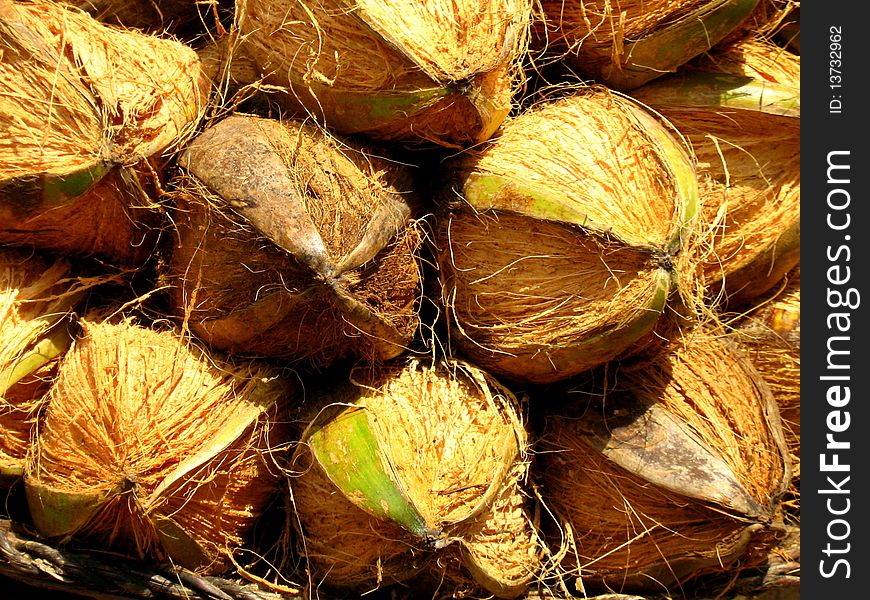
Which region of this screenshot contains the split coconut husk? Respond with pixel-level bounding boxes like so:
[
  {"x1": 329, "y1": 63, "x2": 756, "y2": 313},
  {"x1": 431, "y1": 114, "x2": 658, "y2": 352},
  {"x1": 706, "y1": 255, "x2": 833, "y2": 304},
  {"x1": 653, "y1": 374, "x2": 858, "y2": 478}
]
[
  {"x1": 1, "y1": 249, "x2": 94, "y2": 480},
  {"x1": 434, "y1": 86, "x2": 703, "y2": 385},
  {"x1": 532, "y1": 0, "x2": 761, "y2": 90},
  {"x1": 731, "y1": 266, "x2": 799, "y2": 521},
  {"x1": 535, "y1": 326, "x2": 790, "y2": 594},
  {"x1": 233, "y1": 0, "x2": 533, "y2": 147},
  {"x1": 287, "y1": 359, "x2": 541, "y2": 597},
  {"x1": 0, "y1": 0, "x2": 210, "y2": 267},
  {"x1": 631, "y1": 36, "x2": 800, "y2": 309},
  {"x1": 58, "y1": 0, "x2": 208, "y2": 34},
  {"x1": 165, "y1": 113, "x2": 423, "y2": 369},
  {"x1": 23, "y1": 315, "x2": 294, "y2": 575}
]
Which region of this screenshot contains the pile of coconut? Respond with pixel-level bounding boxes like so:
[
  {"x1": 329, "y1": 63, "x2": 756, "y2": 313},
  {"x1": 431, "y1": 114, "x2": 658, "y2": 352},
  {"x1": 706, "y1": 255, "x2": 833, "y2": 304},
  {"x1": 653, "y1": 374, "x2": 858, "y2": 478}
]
[{"x1": 1, "y1": 0, "x2": 800, "y2": 599}]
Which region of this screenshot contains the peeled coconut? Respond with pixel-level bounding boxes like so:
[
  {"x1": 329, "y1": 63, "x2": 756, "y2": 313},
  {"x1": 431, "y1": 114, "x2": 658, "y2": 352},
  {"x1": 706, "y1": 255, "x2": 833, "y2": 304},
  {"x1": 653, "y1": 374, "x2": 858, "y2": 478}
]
[
  {"x1": 165, "y1": 114, "x2": 423, "y2": 369},
  {"x1": 1, "y1": 250, "x2": 93, "y2": 479},
  {"x1": 536, "y1": 326, "x2": 790, "y2": 594},
  {"x1": 532, "y1": 0, "x2": 761, "y2": 90},
  {"x1": 233, "y1": 0, "x2": 533, "y2": 147},
  {"x1": 631, "y1": 36, "x2": 800, "y2": 308},
  {"x1": 287, "y1": 359, "x2": 541, "y2": 597},
  {"x1": 24, "y1": 316, "x2": 294, "y2": 574},
  {"x1": 434, "y1": 86, "x2": 702, "y2": 385},
  {"x1": 732, "y1": 266, "x2": 799, "y2": 520},
  {"x1": 0, "y1": 0, "x2": 210, "y2": 267}
]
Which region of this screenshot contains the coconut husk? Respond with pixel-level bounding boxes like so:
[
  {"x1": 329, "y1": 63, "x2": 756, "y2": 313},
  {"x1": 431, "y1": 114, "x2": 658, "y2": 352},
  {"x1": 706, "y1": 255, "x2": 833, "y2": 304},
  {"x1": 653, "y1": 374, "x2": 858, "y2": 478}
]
[
  {"x1": 722, "y1": 0, "x2": 800, "y2": 46},
  {"x1": 0, "y1": 0, "x2": 210, "y2": 266},
  {"x1": 731, "y1": 266, "x2": 799, "y2": 521},
  {"x1": 535, "y1": 325, "x2": 790, "y2": 594},
  {"x1": 23, "y1": 315, "x2": 295, "y2": 575},
  {"x1": 59, "y1": 0, "x2": 210, "y2": 34},
  {"x1": 165, "y1": 114, "x2": 423, "y2": 369},
  {"x1": 0, "y1": 249, "x2": 97, "y2": 479},
  {"x1": 287, "y1": 359, "x2": 540, "y2": 597},
  {"x1": 631, "y1": 37, "x2": 800, "y2": 310},
  {"x1": 532, "y1": 0, "x2": 761, "y2": 90},
  {"x1": 434, "y1": 86, "x2": 704, "y2": 385},
  {"x1": 233, "y1": 0, "x2": 532, "y2": 147}
]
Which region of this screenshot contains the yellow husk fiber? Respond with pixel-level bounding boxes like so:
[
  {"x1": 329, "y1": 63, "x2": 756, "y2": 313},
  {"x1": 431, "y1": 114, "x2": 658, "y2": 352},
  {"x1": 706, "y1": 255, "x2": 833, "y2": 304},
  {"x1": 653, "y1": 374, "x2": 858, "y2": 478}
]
[
  {"x1": 537, "y1": 326, "x2": 789, "y2": 593},
  {"x1": 732, "y1": 266, "x2": 799, "y2": 521},
  {"x1": 235, "y1": 0, "x2": 532, "y2": 146},
  {"x1": 436, "y1": 87, "x2": 702, "y2": 384},
  {"x1": 1, "y1": 249, "x2": 92, "y2": 475},
  {"x1": 289, "y1": 359, "x2": 539, "y2": 596},
  {"x1": 1, "y1": 0, "x2": 209, "y2": 264},
  {"x1": 24, "y1": 316, "x2": 293, "y2": 574},
  {"x1": 632, "y1": 37, "x2": 800, "y2": 308}
]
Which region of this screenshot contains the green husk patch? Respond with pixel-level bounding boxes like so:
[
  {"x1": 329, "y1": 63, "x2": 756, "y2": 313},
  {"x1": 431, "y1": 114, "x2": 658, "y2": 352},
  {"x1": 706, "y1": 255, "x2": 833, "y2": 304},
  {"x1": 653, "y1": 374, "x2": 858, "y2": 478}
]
[
  {"x1": 435, "y1": 86, "x2": 705, "y2": 385},
  {"x1": 165, "y1": 114, "x2": 423, "y2": 369}
]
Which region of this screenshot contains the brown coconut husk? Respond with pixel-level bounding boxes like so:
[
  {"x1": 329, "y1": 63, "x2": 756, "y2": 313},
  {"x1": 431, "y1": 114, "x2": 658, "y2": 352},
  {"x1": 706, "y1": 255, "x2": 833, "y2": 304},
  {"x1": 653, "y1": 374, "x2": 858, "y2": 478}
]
[
  {"x1": 233, "y1": 0, "x2": 532, "y2": 147},
  {"x1": 0, "y1": 0, "x2": 210, "y2": 267},
  {"x1": 165, "y1": 114, "x2": 423, "y2": 369},
  {"x1": 287, "y1": 359, "x2": 541, "y2": 597},
  {"x1": 731, "y1": 266, "x2": 799, "y2": 522},
  {"x1": 59, "y1": 0, "x2": 211, "y2": 34},
  {"x1": 0, "y1": 249, "x2": 98, "y2": 479},
  {"x1": 532, "y1": 0, "x2": 761, "y2": 90},
  {"x1": 631, "y1": 37, "x2": 800, "y2": 310},
  {"x1": 722, "y1": 0, "x2": 800, "y2": 45},
  {"x1": 535, "y1": 326, "x2": 790, "y2": 594},
  {"x1": 23, "y1": 315, "x2": 295, "y2": 576},
  {"x1": 435, "y1": 86, "x2": 706, "y2": 385}
]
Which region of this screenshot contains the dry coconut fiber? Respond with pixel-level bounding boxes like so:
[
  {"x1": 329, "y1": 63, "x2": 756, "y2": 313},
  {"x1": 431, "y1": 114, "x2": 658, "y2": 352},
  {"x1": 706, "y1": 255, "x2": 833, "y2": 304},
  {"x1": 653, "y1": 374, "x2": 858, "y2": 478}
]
[
  {"x1": 731, "y1": 266, "x2": 800, "y2": 522},
  {"x1": 0, "y1": 249, "x2": 105, "y2": 478},
  {"x1": 233, "y1": 0, "x2": 533, "y2": 147},
  {"x1": 287, "y1": 359, "x2": 541, "y2": 598},
  {"x1": 532, "y1": 0, "x2": 762, "y2": 90},
  {"x1": 58, "y1": 0, "x2": 209, "y2": 34},
  {"x1": 0, "y1": 0, "x2": 210, "y2": 267},
  {"x1": 631, "y1": 36, "x2": 800, "y2": 309},
  {"x1": 535, "y1": 325, "x2": 790, "y2": 594},
  {"x1": 24, "y1": 315, "x2": 294, "y2": 575},
  {"x1": 435, "y1": 85, "x2": 704, "y2": 385},
  {"x1": 166, "y1": 114, "x2": 423, "y2": 369}
]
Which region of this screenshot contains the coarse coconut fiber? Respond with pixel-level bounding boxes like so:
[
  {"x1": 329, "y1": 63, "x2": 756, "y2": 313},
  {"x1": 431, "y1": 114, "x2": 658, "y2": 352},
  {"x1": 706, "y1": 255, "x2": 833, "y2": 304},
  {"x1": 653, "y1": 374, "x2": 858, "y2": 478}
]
[
  {"x1": 0, "y1": 0, "x2": 209, "y2": 266},
  {"x1": 1, "y1": 249, "x2": 92, "y2": 477},
  {"x1": 167, "y1": 114, "x2": 423, "y2": 369},
  {"x1": 288, "y1": 359, "x2": 541, "y2": 598},
  {"x1": 234, "y1": 0, "x2": 533, "y2": 147},
  {"x1": 631, "y1": 36, "x2": 800, "y2": 309},
  {"x1": 536, "y1": 325, "x2": 790, "y2": 594},
  {"x1": 533, "y1": 0, "x2": 762, "y2": 90},
  {"x1": 24, "y1": 316, "x2": 294, "y2": 575},
  {"x1": 435, "y1": 86, "x2": 705, "y2": 385},
  {"x1": 59, "y1": 0, "x2": 207, "y2": 33}
]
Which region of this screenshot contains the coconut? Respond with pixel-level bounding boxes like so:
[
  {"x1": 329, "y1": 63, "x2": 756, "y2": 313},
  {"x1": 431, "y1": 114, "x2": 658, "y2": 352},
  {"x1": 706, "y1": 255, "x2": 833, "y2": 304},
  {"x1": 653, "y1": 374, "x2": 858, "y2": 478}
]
[
  {"x1": 287, "y1": 359, "x2": 541, "y2": 597},
  {"x1": 631, "y1": 36, "x2": 800, "y2": 309},
  {"x1": 731, "y1": 266, "x2": 799, "y2": 521},
  {"x1": 723, "y1": 0, "x2": 800, "y2": 46},
  {"x1": 0, "y1": 0, "x2": 210, "y2": 267},
  {"x1": 0, "y1": 249, "x2": 94, "y2": 479},
  {"x1": 532, "y1": 0, "x2": 761, "y2": 90},
  {"x1": 23, "y1": 315, "x2": 294, "y2": 575},
  {"x1": 535, "y1": 326, "x2": 790, "y2": 594},
  {"x1": 233, "y1": 0, "x2": 533, "y2": 147},
  {"x1": 165, "y1": 114, "x2": 423, "y2": 369},
  {"x1": 434, "y1": 86, "x2": 702, "y2": 385},
  {"x1": 59, "y1": 0, "x2": 210, "y2": 33}
]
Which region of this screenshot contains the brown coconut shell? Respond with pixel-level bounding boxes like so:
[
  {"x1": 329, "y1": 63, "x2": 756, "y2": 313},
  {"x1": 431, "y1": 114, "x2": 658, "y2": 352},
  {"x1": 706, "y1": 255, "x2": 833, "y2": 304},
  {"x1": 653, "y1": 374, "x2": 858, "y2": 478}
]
[
  {"x1": 23, "y1": 316, "x2": 294, "y2": 575},
  {"x1": 165, "y1": 114, "x2": 423, "y2": 369},
  {"x1": 434, "y1": 86, "x2": 703, "y2": 385},
  {"x1": 1, "y1": 249, "x2": 95, "y2": 479},
  {"x1": 731, "y1": 266, "x2": 799, "y2": 520},
  {"x1": 535, "y1": 326, "x2": 790, "y2": 594},
  {"x1": 532, "y1": 0, "x2": 762, "y2": 90},
  {"x1": 287, "y1": 359, "x2": 541, "y2": 597},
  {"x1": 233, "y1": 0, "x2": 533, "y2": 147},
  {"x1": 0, "y1": 0, "x2": 210, "y2": 267},
  {"x1": 631, "y1": 36, "x2": 800, "y2": 309}
]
